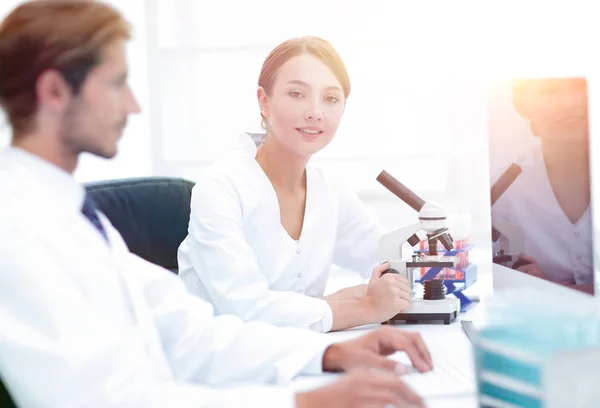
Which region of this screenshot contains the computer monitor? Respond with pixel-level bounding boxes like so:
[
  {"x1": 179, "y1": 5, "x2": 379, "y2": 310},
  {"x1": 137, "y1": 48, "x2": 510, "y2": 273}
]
[{"x1": 487, "y1": 76, "x2": 596, "y2": 297}]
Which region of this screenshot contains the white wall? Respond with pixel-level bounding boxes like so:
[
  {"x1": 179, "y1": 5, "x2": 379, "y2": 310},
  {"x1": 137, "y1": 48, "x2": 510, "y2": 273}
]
[
  {"x1": 0, "y1": 1, "x2": 21, "y2": 148},
  {"x1": 147, "y1": 0, "x2": 492, "y2": 251},
  {"x1": 149, "y1": 1, "x2": 600, "y2": 253},
  {"x1": 3, "y1": 0, "x2": 600, "y2": 269},
  {"x1": 99, "y1": 0, "x2": 600, "y2": 255}
]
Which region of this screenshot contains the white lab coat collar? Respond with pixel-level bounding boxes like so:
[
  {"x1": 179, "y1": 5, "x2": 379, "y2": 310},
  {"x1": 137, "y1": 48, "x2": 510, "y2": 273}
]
[
  {"x1": 0, "y1": 146, "x2": 85, "y2": 217},
  {"x1": 227, "y1": 132, "x2": 265, "y2": 155}
]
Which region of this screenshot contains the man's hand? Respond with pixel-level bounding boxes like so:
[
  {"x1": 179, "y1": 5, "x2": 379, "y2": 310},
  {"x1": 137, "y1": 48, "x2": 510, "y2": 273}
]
[
  {"x1": 322, "y1": 326, "x2": 433, "y2": 374},
  {"x1": 361, "y1": 262, "x2": 412, "y2": 322},
  {"x1": 295, "y1": 369, "x2": 426, "y2": 408}
]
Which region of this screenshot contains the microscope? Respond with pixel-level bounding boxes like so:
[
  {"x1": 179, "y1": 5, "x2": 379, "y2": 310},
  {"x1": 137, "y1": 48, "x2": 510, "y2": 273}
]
[
  {"x1": 490, "y1": 163, "x2": 529, "y2": 269},
  {"x1": 376, "y1": 170, "x2": 460, "y2": 325}
]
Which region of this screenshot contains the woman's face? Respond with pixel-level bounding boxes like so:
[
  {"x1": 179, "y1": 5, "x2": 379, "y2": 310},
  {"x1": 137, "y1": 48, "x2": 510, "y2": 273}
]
[
  {"x1": 517, "y1": 78, "x2": 589, "y2": 143},
  {"x1": 257, "y1": 53, "x2": 346, "y2": 157}
]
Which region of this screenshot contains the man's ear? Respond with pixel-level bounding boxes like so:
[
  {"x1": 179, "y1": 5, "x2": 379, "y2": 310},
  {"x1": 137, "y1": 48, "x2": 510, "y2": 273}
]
[{"x1": 36, "y1": 69, "x2": 72, "y2": 114}]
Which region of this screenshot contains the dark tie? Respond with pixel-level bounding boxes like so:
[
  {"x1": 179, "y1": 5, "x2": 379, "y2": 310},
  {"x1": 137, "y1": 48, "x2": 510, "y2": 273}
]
[{"x1": 81, "y1": 193, "x2": 109, "y2": 243}]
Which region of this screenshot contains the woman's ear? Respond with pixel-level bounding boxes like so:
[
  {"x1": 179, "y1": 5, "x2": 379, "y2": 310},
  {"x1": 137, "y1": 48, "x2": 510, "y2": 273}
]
[{"x1": 257, "y1": 87, "x2": 269, "y2": 120}]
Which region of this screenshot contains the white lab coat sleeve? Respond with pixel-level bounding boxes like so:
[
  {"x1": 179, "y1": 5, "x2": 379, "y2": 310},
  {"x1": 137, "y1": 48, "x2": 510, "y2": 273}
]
[
  {"x1": 129, "y1": 254, "x2": 334, "y2": 386},
  {"x1": 182, "y1": 174, "x2": 334, "y2": 332},
  {"x1": 0, "y1": 232, "x2": 304, "y2": 408},
  {"x1": 332, "y1": 183, "x2": 387, "y2": 279}
]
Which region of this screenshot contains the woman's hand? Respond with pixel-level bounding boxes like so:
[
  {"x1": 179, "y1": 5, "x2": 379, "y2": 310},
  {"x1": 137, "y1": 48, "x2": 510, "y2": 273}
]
[
  {"x1": 514, "y1": 253, "x2": 545, "y2": 278},
  {"x1": 360, "y1": 262, "x2": 412, "y2": 323}
]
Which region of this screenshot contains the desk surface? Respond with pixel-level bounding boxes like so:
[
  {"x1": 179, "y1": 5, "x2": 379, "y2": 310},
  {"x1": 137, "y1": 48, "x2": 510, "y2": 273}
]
[{"x1": 288, "y1": 256, "x2": 494, "y2": 407}]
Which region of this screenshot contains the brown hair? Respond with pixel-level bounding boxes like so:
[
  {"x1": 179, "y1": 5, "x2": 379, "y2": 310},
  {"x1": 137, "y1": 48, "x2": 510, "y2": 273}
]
[
  {"x1": 0, "y1": 0, "x2": 131, "y2": 135},
  {"x1": 258, "y1": 36, "x2": 351, "y2": 129}
]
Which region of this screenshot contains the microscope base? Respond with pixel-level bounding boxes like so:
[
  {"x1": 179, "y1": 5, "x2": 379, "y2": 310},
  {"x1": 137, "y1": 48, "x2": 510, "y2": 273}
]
[{"x1": 384, "y1": 298, "x2": 459, "y2": 325}]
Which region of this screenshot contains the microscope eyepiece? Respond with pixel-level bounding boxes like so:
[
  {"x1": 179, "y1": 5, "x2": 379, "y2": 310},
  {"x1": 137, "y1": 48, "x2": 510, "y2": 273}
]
[{"x1": 376, "y1": 170, "x2": 425, "y2": 212}]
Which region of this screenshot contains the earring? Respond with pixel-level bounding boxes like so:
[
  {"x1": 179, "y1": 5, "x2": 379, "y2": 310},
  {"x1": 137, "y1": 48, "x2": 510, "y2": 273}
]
[{"x1": 261, "y1": 116, "x2": 270, "y2": 131}]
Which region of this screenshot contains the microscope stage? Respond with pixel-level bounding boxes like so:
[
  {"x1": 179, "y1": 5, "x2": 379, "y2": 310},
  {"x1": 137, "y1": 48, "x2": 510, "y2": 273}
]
[{"x1": 384, "y1": 298, "x2": 459, "y2": 325}]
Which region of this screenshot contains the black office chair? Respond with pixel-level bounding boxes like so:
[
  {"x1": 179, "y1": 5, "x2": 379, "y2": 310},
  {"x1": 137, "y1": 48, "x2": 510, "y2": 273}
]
[
  {"x1": 84, "y1": 176, "x2": 195, "y2": 272},
  {"x1": 0, "y1": 378, "x2": 16, "y2": 408}
]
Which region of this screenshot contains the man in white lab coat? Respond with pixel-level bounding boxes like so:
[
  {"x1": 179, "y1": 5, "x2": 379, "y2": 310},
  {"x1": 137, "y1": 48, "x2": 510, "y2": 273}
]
[{"x1": 0, "y1": 2, "x2": 432, "y2": 407}]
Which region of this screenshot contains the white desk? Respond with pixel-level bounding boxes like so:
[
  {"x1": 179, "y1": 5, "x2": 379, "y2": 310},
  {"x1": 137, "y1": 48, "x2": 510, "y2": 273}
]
[{"x1": 288, "y1": 255, "x2": 495, "y2": 407}]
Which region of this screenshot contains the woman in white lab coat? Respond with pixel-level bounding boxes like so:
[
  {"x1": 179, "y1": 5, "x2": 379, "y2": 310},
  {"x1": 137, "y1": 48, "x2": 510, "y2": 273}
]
[
  {"x1": 177, "y1": 36, "x2": 411, "y2": 332},
  {"x1": 491, "y1": 78, "x2": 594, "y2": 294}
]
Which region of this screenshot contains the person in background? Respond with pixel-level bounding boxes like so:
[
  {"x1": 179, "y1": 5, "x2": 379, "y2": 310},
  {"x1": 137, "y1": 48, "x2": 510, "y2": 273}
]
[
  {"x1": 178, "y1": 36, "x2": 412, "y2": 333},
  {"x1": 0, "y1": 1, "x2": 432, "y2": 407},
  {"x1": 492, "y1": 78, "x2": 594, "y2": 294}
]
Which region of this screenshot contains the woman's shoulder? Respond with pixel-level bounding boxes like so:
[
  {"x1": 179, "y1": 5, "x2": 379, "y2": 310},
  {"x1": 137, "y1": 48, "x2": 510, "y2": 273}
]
[
  {"x1": 197, "y1": 133, "x2": 263, "y2": 181},
  {"x1": 187, "y1": 134, "x2": 265, "y2": 204}
]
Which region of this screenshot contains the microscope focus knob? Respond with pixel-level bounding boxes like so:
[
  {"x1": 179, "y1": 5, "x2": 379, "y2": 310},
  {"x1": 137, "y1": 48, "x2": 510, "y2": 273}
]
[
  {"x1": 423, "y1": 279, "x2": 445, "y2": 300},
  {"x1": 382, "y1": 268, "x2": 399, "y2": 275},
  {"x1": 407, "y1": 234, "x2": 421, "y2": 247}
]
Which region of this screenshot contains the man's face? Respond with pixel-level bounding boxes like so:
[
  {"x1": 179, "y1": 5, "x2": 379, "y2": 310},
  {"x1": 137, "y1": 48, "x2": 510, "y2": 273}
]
[{"x1": 62, "y1": 39, "x2": 140, "y2": 158}]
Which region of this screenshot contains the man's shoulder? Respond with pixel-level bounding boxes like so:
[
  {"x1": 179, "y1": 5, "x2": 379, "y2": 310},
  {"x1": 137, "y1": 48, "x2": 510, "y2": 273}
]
[
  {"x1": 0, "y1": 203, "x2": 51, "y2": 273},
  {"x1": 0, "y1": 174, "x2": 34, "y2": 224}
]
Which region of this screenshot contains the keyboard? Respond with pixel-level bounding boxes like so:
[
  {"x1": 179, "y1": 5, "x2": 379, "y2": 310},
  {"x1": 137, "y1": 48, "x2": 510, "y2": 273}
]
[{"x1": 401, "y1": 357, "x2": 477, "y2": 398}]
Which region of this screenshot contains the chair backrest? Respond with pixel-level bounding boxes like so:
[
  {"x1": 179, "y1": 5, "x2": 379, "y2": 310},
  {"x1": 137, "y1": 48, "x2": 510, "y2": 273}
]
[
  {"x1": 0, "y1": 378, "x2": 17, "y2": 408},
  {"x1": 84, "y1": 177, "x2": 195, "y2": 272}
]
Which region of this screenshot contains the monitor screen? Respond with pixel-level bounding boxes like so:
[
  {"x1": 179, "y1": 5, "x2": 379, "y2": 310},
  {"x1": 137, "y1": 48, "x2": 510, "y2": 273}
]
[{"x1": 487, "y1": 77, "x2": 595, "y2": 296}]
